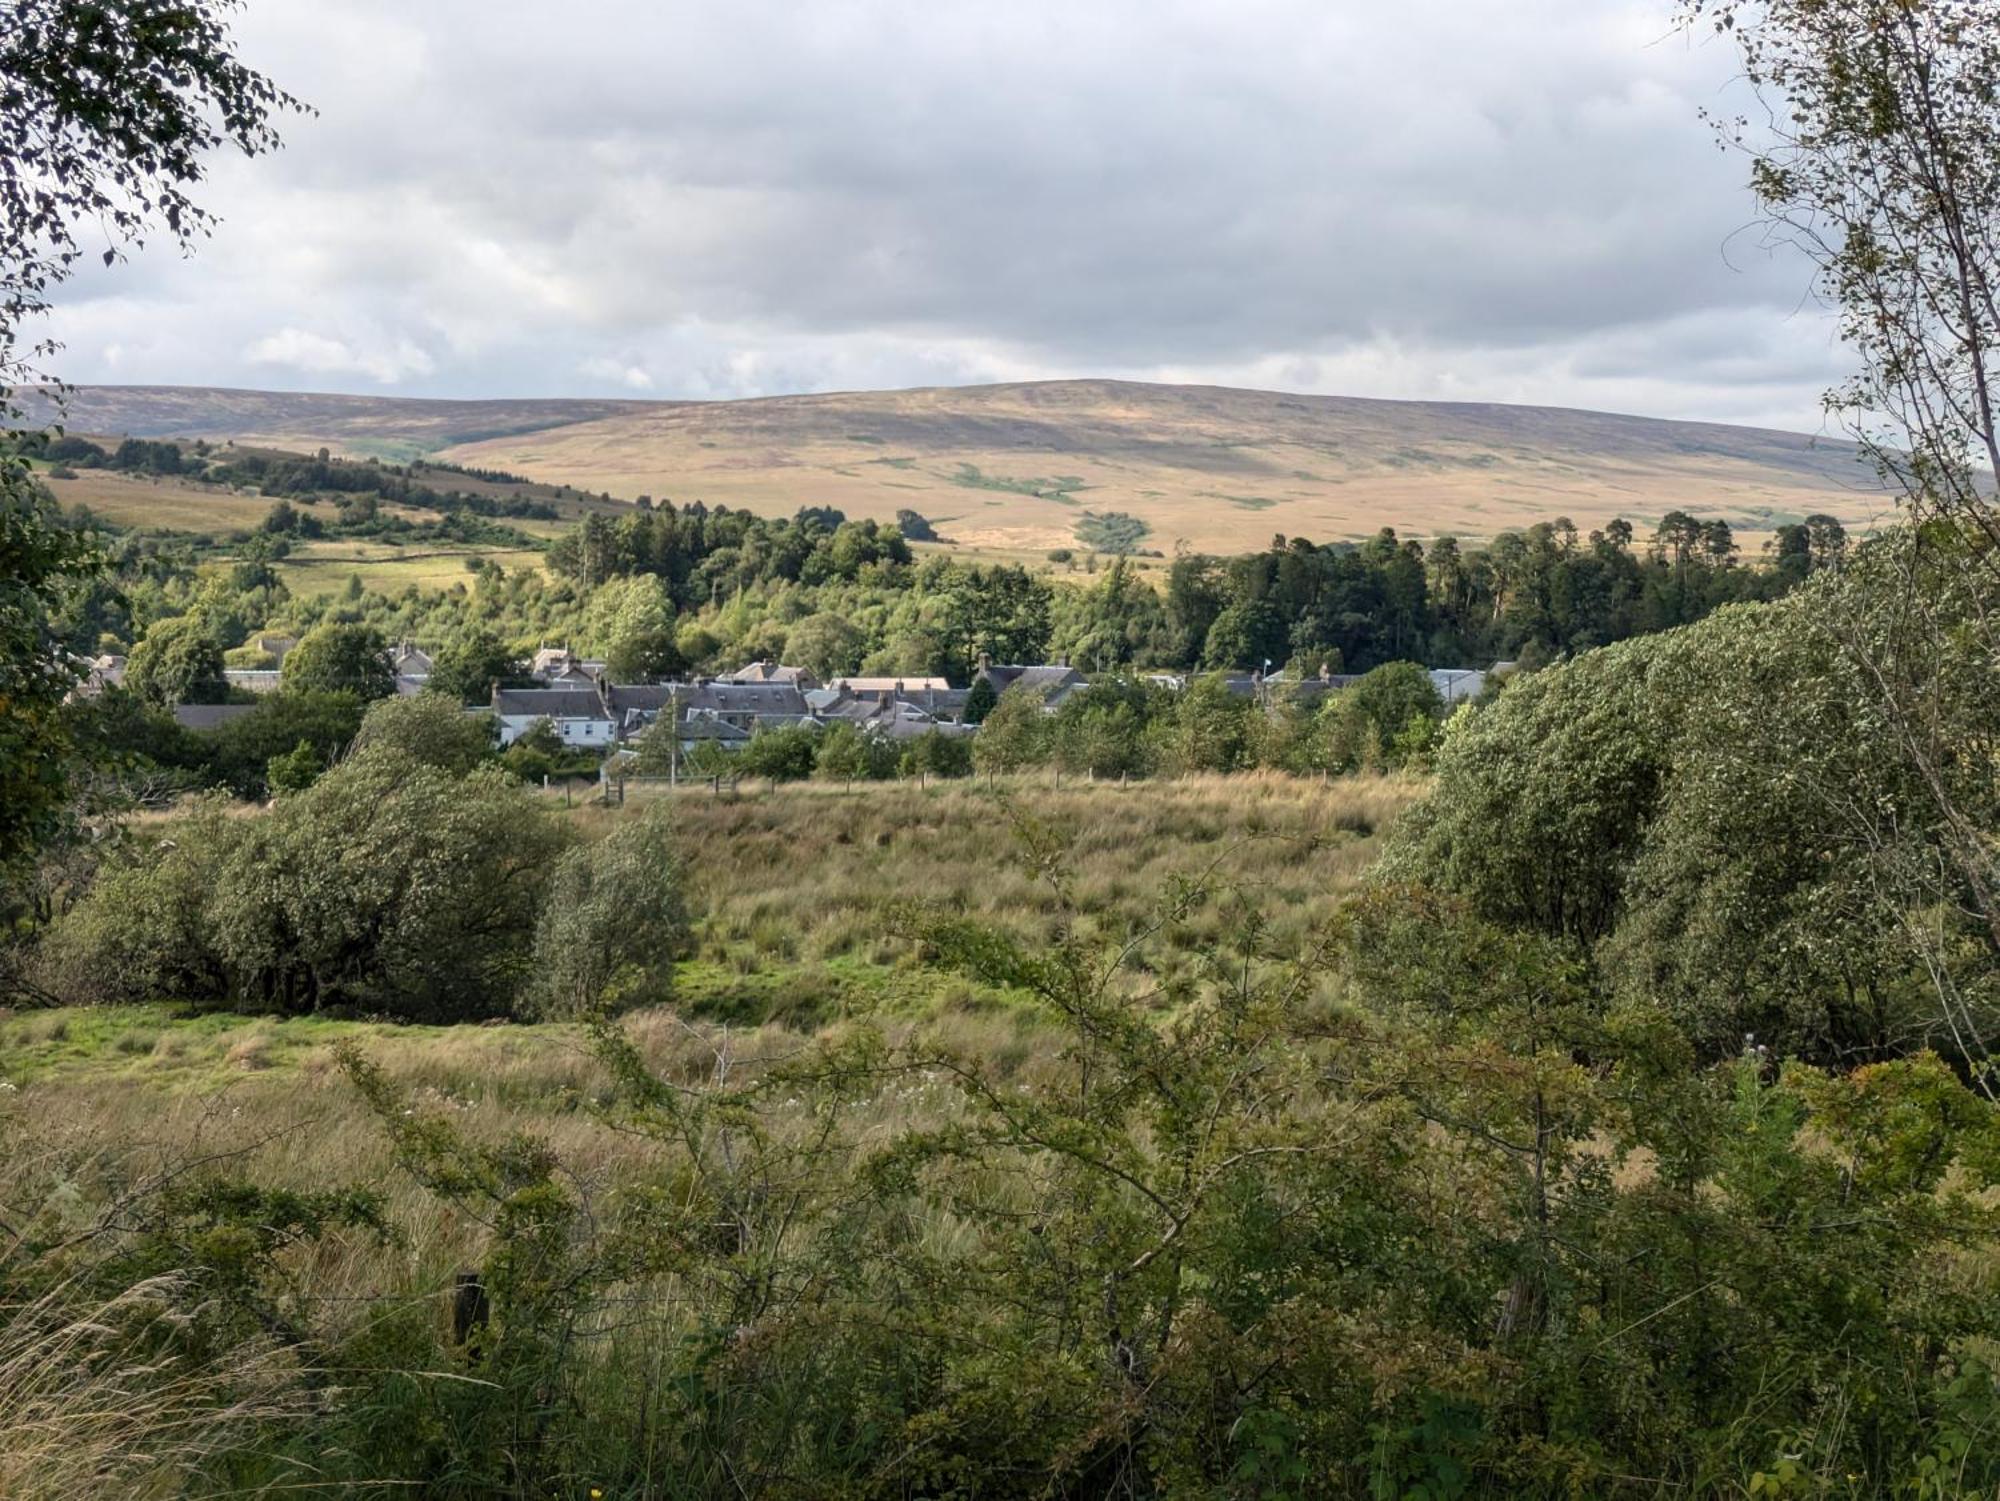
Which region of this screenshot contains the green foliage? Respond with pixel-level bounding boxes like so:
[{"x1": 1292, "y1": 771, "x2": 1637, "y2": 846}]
[
  {"x1": 427, "y1": 627, "x2": 519, "y2": 704},
  {"x1": 1317, "y1": 660, "x2": 1445, "y2": 773},
  {"x1": 1152, "y1": 672, "x2": 1254, "y2": 774},
  {"x1": 784, "y1": 610, "x2": 864, "y2": 680},
  {"x1": 0, "y1": 457, "x2": 99, "y2": 876},
  {"x1": 194, "y1": 689, "x2": 363, "y2": 799},
  {"x1": 1202, "y1": 596, "x2": 1288, "y2": 670},
  {"x1": 738, "y1": 724, "x2": 820, "y2": 781},
  {"x1": 894, "y1": 507, "x2": 939, "y2": 541},
  {"x1": 588, "y1": 572, "x2": 681, "y2": 680},
  {"x1": 898, "y1": 727, "x2": 973, "y2": 779},
  {"x1": 1073, "y1": 508, "x2": 1152, "y2": 554},
  {"x1": 962, "y1": 672, "x2": 998, "y2": 724},
  {"x1": 1394, "y1": 529, "x2": 2000, "y2": 1072},
  {"x1": 529, "y1": 803, "x2": 688, "y2": 1017},
  {"x1": 969, "y1": 683, "x2": 1050, "y2": 773},
  {"x1": 125, "y1": 613, "x2": 226, "y2": 707},
  {"x1": 46, "y1": 746, "x2": 571, "y2": 1020},
  {"x1": 280, "y1": 621, "x2": 394, "y2": 700},
  {"x1": 1387, "y1": 631, "x2": 1673, "y2": 945},
  {"x1": 812, "y1": 721, "x2": 895, "y2": 782},
  {"x1": 1049, "y1": 673, "x2": 1159, "y2": 778},
  {"x1": 264, "y1": 737, "x2": 320, "y2": 794},
  {"x1": 350, "y1": 691, "x2": 494, "y2": 776}
]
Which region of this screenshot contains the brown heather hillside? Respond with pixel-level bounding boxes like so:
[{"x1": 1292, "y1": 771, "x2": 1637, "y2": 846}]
[{"x1": 35, "y1": 379, "x2": 1893, "y2": 553}]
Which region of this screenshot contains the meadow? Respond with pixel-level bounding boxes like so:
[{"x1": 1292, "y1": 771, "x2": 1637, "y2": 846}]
[
  {"x1": 4, "y1": 771, "x2": 1415, "y2": 1083},
  {"x1": 0, "y1": 773, "x2": 1418, "y2": 1496}
]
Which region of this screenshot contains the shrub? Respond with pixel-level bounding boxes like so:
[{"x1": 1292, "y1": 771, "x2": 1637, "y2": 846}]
[
  {"x1": 194, "y1": 690, "x2": 363, "y2": 798},
  {"x1": 970, "y1": 685, "x2": 1050, "y2": 773},
  {"x1": 528, "y1": 803, "x2": 689, "y2": 1017},
  {"x1": 37, "y1": 797, "x2": 244, "y2": 1004},
  {"x1": 265, "y1": 738, "x2": 321, "y2": 794},
  {"x1": 899, "y1": 728, "x2": 973, "y2": 779},
  {"x1": 47, "y1": 746, "x2": 570, "y2": 1020},
  {"x1": 739, "y1": 724, "x2": 820, "y2": 781},
  {"x1": 350, "y1": 692, "x2": 495, "y2": 776},
  {"x1": 814, "y1": 722, "x2": 894, "y2": 782},
  {"x1": 126, "y1": 616, "x2": 227, "y2": 708}
]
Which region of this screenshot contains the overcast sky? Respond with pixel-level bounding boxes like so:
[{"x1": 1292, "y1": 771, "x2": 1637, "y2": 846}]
[{"x1": 40, "y1": 0, "x2": 1844, "y2": 432}]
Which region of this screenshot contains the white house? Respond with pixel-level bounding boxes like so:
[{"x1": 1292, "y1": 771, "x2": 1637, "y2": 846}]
[{"x1": 492, "y1": 687, "x2": 617, "y2": 748}]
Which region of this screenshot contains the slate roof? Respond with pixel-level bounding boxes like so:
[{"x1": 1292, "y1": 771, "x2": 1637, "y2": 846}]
[
  {"x1": 679, "y1": 682, "x2": 810, "y2": 718},
  {"x1": 979, "y1": 663, "x2": 1085, "y2": 695},
  {"x1": 493, "y1": 688, "x2": 611, "y2": 720},
  {"x1": 1223, "y1": 673, "x2": 1361, "y2": 702},
  {"x1": 677, "y1": 717, "x2": 751, "y2": 744},
  {"x1": 1428, "y1": 668, "x2": 1487, "y2": 704},
  {"x1": 602, "y1": 684, "x2": 678, "y2": 714}
]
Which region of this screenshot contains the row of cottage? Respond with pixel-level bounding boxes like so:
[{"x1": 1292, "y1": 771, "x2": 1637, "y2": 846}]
[
  {"x1": 115, "y1": 635, "x2": 1492, "y2": 744},
  {"x1": 490, "y1": 654, "x2": 1094, "y2": 750},
  {"x1": 486, "y1": 651, "x2": 1493, "y2": 752}
]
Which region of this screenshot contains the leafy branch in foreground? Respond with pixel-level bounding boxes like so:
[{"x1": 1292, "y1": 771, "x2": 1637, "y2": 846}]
[{"x1": 1, "y1": 0, "x2": 306, "y2": 396}]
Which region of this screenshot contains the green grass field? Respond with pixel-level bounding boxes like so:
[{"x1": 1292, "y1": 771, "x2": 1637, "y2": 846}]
[
  {"x1": 41, "y1": 466, "x2": 280, "y2": 532},
  {"x1": 273, "y1": 540, "x2": 548, "y2": 597}
]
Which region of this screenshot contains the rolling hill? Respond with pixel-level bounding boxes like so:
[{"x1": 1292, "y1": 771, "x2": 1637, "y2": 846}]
[{"x1": 30, "y1": 380, "x2": 1893, "y2": 554}]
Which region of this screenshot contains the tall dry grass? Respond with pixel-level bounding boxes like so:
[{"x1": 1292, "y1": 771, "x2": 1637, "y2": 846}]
[
  {"x1": 604, "y1": 771, "x2": 1421, "y2": 989},
  {"x1": 0, "y1": 1274, "x2": 300, "y2": 1501}
]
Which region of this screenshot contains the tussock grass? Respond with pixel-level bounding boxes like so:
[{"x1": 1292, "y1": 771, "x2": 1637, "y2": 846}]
[{"x1": 616, "y1": 771, "x2": 1418, "y2": 1015}]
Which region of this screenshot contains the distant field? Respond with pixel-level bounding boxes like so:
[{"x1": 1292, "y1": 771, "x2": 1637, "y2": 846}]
[
  {"x1": 41, "y1": 465, "x2": 280, "y2": 532},
  {"x1": 43, "y1": 379, "x2": 1899, "y2": 556},
  {"x1": 277, "y1": 541, "x2": 547, "y2": 597},
  {"x1": 28, "y1": 445, "x2": 594, "y2": 599}
]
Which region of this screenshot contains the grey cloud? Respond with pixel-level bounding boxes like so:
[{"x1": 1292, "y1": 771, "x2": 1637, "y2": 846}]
[{"x1": 36, "y1": 0, "x2": 1843, "y2": 429}]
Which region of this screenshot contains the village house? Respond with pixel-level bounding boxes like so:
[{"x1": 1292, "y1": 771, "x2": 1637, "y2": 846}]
[
  {"x1": 528, "y1": 646, "x2": 601, "y2": 687},
  {"x1": 973, "y1": 659, "x2": 1089, "y2": 710},
  {"x1": 1224, "y1": 665, "x2": 1361, "y2": 705},
  {"x1": 677, "y1": 679, "x2": 814, "y2": 732},
  {"x1": 599, "y1": 683, "x2": 680, "y2": 743},
  {"x1": 491, "y1": 686, "x2": 617, "y2": 748},
  {"x1": 723, "y1": 661, "x2": 820, "y2": 690},
  {"x1": 810, "y1": 684, "x2": 974, "y2": 741},
  {"x1": 391, "y1": 642, "x2": 433, "y2": 676},
  {"x1": 1428, "y1": 668, "x2": 1487, "y2": 704},
  {"x1": 829, "y1": 674, "x2": 951, "y2": 695},
  {"x1": 82, "y1": 653, "x2": 127, "y2": 695}
]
